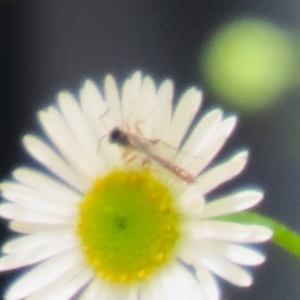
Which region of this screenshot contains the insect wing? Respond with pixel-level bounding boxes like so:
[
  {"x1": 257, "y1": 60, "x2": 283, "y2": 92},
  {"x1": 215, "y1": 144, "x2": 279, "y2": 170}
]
[{"x1": 143, "y1": 138, "x2": 180, "y2": 163}]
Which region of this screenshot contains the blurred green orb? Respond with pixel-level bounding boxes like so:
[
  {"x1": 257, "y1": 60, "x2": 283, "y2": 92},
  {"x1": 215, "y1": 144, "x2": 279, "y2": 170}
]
[{"x1": 201, "y1": 19, "x2": 295, "y2": 112}]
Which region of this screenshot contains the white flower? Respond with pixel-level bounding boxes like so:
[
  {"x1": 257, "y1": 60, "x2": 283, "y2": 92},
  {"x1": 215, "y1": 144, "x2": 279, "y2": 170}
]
[{"x1": 0, "y1": 71, "x2": 272, "y2": 300}]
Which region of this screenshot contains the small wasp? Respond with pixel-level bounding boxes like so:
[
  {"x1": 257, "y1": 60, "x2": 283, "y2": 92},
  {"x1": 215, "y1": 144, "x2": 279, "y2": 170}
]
[{"x1": 109, "y1": 127, "x2": 196, "y2": 183}]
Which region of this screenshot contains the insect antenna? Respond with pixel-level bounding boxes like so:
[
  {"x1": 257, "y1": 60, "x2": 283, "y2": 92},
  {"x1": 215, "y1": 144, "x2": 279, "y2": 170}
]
[{"x1": 97, "y1": 108, "x2": 111, "y2": 153}]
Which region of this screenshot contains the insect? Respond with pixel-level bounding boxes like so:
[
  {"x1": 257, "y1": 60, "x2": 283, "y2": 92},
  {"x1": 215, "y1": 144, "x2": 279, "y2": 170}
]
[{"x1": 108, "y1": 127, "x2": 196, "y2": 183}]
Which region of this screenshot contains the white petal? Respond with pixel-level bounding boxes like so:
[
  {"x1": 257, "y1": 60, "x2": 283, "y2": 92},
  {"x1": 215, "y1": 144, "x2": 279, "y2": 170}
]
[
  {"x1": 12, "y1": 168, "x2": 82, "y2": 204},
  {"x1": 195, "y1": 265, "x2": 220, "y2": 300},
  {"x1": 80, "y1": 278, "x2": 131, "y2": 300},
  {"x1": 188, "y1": 240, "x2": 265, "y2": 266},
  {"x1": 131, "y1": 76, "x2": 156, "y2": 138},
  {"x1": 27, "y1": 264, "x2": 93, "y2": 300},
  {"x1": 80, "y1": 79, "x2": 109, "y2": 134},
  {"x1": 0, "y1": 184, "x2": 77, "y2": 219},
  {"x1": 179, "y1": 196, "x2": 205, "y2": 216},
  {"x1": 0, "y1": 182, "x2": 77, "y2": 207},
  {"x1": 2, "y1": 230, "x2": 72, "y2": 253},
  {"x1": 200, "y1": 255, "x2": 252, "y2": 287},
  {"x1": 186, "y1": 116, "x2": 237, "y2": 176},
  {"x1": 195, "y1": 150, "x2": 249, "y2": 195},
  {"x1": 38, "y1": 108, "x2": 97, "y2": 180},
  {"x1": 123, "y1": 287, "x2": 139, "y2": 300},
  {"x1": 107, "y1": 288, "x2": 133, "y2": 300},
  {"x1": 5, "y1": 249, "x2": 83, "y2": 300},
  {"x1": 245, "y1": 225, "x2": 273, "y2": 242},
  {"x1": 101, "y1": 285, "x2": 139, "y2": 300},
  {"x1": 171, "y1": 263, "x2": 205, "y2": 300},
  {"x1": 0, "y1": 234, "x2": 77, "y2": 270},
  {"x1": 9, "y1": 221, "x2": 71, "y2": 234},
  {"x1": 158, "y1": 262, "x2": 204, "y2": 300},
  {"x1": 214, "y1": 242, "x2": 265, "y2": 265},
  {"x1": 177, "y1": 184, "x2": 205, "y2": 216},
  {"x1": 0, "y1": 204, "x2": 73, "y2": 225},
  {"x1": 57, "y1": 92, "x2": 106, "y2": 174},
  {"x1": 23, "y1": 134, "x2": 88, "y2": 192},
  {"x1": 104, "y1": 74, "x2": 122, "y2": 127},
  {"x1": 121, "y1": 71, "x2": 142, "y2": 124},
  {"x1": 79, "y1": 278, "x2": 103, "y2": 300},
  {"x1": 175, "y1": 109, "x2": 223, "y2": 166},
  {"x1": 188, "y1": 285, "x2": 208, "y2": 300},
  {"x1": 187, "y1": 220, "x2": 250, "y2": 242},
  {"x1": 152, "y1": 79, "x2": 173, "y2": 141},
  {"x1": 80, "y1": 79, "x2": 107, "y2": 120},
  {"x1": 190, "y1": 223, "x2": 272, "y2": 244},
  {"x1": 79, "y1": 80, "x2": 121, "y2": 168},
  {"x1": 200, "y1": 190, "x2": 263, "y2": 219},
  {"x1": 168, "y1": 87, "x2": 202, "y2": 148},
  {"x1": 140, "y1": 277, "x2": 166, "y2": 300}
]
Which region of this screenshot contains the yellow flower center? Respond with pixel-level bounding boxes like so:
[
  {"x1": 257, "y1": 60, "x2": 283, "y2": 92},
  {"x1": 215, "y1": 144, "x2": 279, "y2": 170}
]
[{"x1": 77, "y1": 169, "x2": 180, "y2": 284}]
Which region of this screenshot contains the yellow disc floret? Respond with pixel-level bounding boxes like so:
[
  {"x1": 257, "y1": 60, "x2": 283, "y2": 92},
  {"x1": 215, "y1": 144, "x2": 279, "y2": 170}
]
[{"x1": 77, "y1": 169, "x2": 180, "y2": 284}]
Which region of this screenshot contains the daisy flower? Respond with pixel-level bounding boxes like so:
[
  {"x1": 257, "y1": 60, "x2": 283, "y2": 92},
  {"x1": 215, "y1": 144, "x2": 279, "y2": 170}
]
[{"x1": 0, "y1": 71, "x2": 272, "y2": 300}]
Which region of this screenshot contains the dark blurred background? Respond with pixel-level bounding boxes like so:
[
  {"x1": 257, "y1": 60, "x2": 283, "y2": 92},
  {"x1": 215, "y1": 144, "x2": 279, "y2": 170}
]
[{"x1": 0, "y1": 0, "x2": 300, "y2": 299}]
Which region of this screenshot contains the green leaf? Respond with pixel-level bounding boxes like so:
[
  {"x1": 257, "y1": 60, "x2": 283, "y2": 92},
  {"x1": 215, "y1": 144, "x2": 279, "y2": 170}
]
[{"x1": 218, "y1": 212, "x2": 300, "y2": 258}]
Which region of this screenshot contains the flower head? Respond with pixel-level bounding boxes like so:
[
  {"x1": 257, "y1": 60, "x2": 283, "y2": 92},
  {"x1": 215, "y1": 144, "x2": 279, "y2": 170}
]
[{"x1": 0, "y1": 72, "x2": 272, "y2": 300}]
